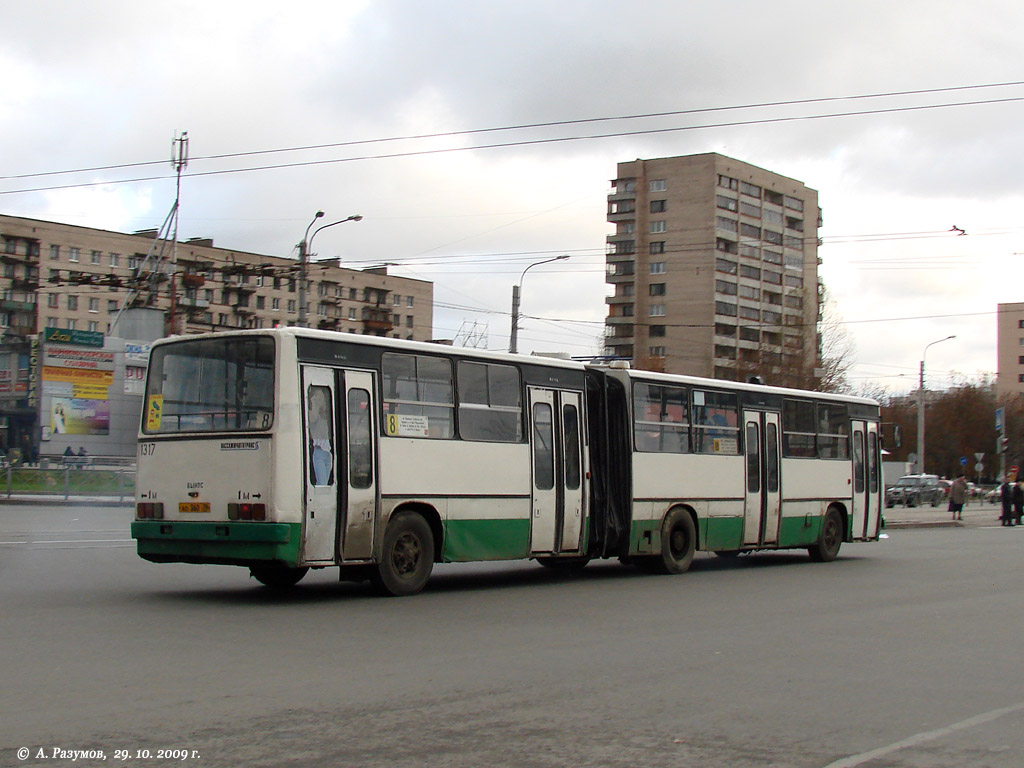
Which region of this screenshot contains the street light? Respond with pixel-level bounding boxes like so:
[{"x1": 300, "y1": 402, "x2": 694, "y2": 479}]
[
  {"x1": 297, "y1": 212, "x2": 362, "y2": 327},
  {"x1": 509, "y1": 254, "x2": 570, "y2": 354},
  {"x1": 917, "y1": 334, "x2": 955, "y2": 475}
]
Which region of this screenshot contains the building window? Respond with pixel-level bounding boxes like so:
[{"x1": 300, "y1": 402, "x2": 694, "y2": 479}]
[
  {"x1": 87, "y1": 321, "x2": 99, "y2": 332},
  {"x1": 650, "y1": 325, "x2": 666, "y2": 337},
  {"x1": 49, "y1": 245, "x2": 60, "y2": 260},
  {"x1": 739, "y1": 305, "x2": 759, "y2": 320},
  {"x1": 68, "y1": 247, "x2": 80, "y2": 263},
  {"x1": 650, "y1": 221, "x2": 666, "y2": 234},
  {"x1": 740, "y1": 181, "x2": 762, "y2": 198},
  {"x1": 740, "y1": 201, "x2": 762, "y2": 218},
  {"x1": 406, "y1": 296, "x2": 414, "y2": 308},
  {"x1": 718, "y1": 174, "x2": 738, "y2": 191},
  {"x1": 716, "y1": 217, "x2": 737, "y2": 233},
  {"x1": 66, "y1": 319, "x2": 76, "y2": 330},
  {"x1": 716, "y1": 280, "x2": 737, "y2": 296},
  {"x1": 784, "y1": 195, "x2": 804, "y2": 212},
  {"x1": 716, "y1": 195, "x2": 738, "y2": 212},
  {"x1": 715, "y1": 323, "x2": 736, "y2": 337},
  {"x1": 107, "y1": 300, "x2": 117, "y2": 312},
  {"x1": 738, "y1": 285, "x2": 759, "y2": 300},
  {"x1": 287, "y1": 299, "x2": 296, "y2": 313},
  {"x1": 272, "y1": 298, "x2": 280, "y2": 310},
  {"x1": 650, "y1": 241, "x2": 665, "y2": 255},
  {"x1": 88, "y1": 298, "x2": 99, "y2": 312},
  {"x1": 649, "y1": 304, "x2": 665, "y2": 317},
  {"x1": 110, "y1": 253, "x2": 120, "y2": 267},
  {"x1": 393, "y1": 294, "x2": 402, "y2": 306},
  {"x1": 650, "y1": 262, "x2": 666, "y2": 275},
  {"x1": 67, "y1": 295, "x2": 78, "y2": 311},
  {"x1": 650, "y1": 200, "x2": 667, "y2": 213},
  {"x1": 740, "y1": 265, "x2": 761, "y2": 280},
  {"x1": 649, "y1": 283, "x2": 666, "y2": 296},
  {"x1": 649, "y1": 346, "x2": 666, "y2": 358},
  {"x1": 649, "y1": 179, "x2": 666, "y2": 192},
  {"x1": 47, "y1": 294, "x2": 58, "y2": 308},
  {"x1": 740, "y1": 224, "x2": 761, "y2": 239}
]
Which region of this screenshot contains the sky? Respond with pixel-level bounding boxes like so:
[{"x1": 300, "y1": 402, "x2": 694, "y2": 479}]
[{"x1": 2, "y1": 0, "x2": 1023, "y2": 396}]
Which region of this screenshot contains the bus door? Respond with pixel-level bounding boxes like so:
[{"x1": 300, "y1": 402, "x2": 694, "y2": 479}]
[
  {"x1": 528, "y1": 388, "x2": 585, "y2": 554},
  {"x1": 742, "y1": 410, "x2": 781, "y2": 547},
  {"x1": 301, "y1": 367, "x2": 377, "y2": 564},
  {"x1": 851, "y1": 421, "x2": 881, "y2": 538}
]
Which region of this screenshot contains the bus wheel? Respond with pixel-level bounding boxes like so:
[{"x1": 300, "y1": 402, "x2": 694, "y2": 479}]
[
  {"x1": 371, "y1": 512, "x2": 434, "y2": 596},
  {"x1": 651, "y1": 507, "x2": 696, "y2": 574},
  {"x1": 808, "y1": 507, "x2": 843, "y2": 563},
  {"x1": 249, "y1": 563, "x2": 309, "y2": 588}
]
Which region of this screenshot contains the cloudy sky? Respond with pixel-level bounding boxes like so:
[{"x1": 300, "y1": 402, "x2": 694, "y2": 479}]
[{"x1": 3, "y1": 0, "x2": 1023, "y2": 395}]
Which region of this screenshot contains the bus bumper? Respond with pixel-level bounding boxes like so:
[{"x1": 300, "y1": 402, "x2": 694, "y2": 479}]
[{"x1": 131, "y1": 521, "x2": 302, "y2": 567}]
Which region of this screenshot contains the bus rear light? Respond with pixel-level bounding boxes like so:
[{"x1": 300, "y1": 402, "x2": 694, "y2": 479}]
[
  {"x1": 137, "y1": 502, "x2": 164, "y2": 520},
  {"x1": 228, "y1": 503, "x2": 266, "y2": 521}
]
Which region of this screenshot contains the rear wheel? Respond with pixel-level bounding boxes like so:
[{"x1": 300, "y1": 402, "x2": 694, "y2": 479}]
[
  {"x1": 249, "y1": 563, "x2": 309, "y2": 588},
  {"x1": 371, "y1": 512, "x2": 434, "y2": 596},
  {"x1": 808, "y1": 507, "x2": 843, "y2": 562},
  {"x1": 643, "y1": 507, "x2": 696, "y2": 574}
]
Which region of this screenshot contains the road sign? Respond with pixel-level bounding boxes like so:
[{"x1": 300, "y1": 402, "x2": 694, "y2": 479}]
[
  {"x1": 996, "y1": 407, "x2": 1005, "y2": 431},
  {"x1": 975, "y1": 462, "x2": 984, "y2": 472},
  {"x1": 960, "y1": 456, "x2": 967, "y2": 466},
  {"x1": 975, "y1": 452, "x2": 985, "y2": 461}
]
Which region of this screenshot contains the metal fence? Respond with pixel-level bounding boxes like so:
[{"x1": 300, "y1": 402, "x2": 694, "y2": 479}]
[{"x1": 2, "y1": 460, "x2": 136, "y2": 502}]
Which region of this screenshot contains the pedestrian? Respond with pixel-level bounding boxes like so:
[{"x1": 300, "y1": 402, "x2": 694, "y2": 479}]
[
  {"x1": 1001, "y1": 475, "x2": 1015, "y2": 526},
  {"x1": 1013, "y1": 480, "x2": 1024, "y2": 527},
  {"x1": 949, "y1": 473, "x2": 968, "y2": 521}
]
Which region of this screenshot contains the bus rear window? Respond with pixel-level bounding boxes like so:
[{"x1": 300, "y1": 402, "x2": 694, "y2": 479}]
[{"x1": 143, "y1": 337, "x2": 275, "y2": 434}]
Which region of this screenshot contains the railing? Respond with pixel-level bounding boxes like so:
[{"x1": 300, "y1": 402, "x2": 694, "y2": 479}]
[{"x1": 1, "y1": 462, "x2": 136, "y2": 502}]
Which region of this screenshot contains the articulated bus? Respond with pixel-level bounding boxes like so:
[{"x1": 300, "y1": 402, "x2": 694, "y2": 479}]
[{"x1": 131, "y1": 328, "x2": 882, "y2": 595}]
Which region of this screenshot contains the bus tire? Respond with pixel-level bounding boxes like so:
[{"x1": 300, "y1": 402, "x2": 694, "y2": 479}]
[
  {"x1": 651, "y1": 507, "x2": 696, "y2": 574},
  {"x1": 371, "y1": 512, "x2": 434, "y2": 596},
  {"x1": 808, "y1": 506, "x2": 843, "y2": 563},
  {"x1": 249, "y1": 563, "x2": 309, "y2": 588}
]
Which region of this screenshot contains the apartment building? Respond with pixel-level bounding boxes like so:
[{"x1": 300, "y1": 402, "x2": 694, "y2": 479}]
[
  {"x1": 995, "y1": 302, "x2": 1024, "y2": 399},
  {"x1": 0, "y1": 213, "x2": 433, "y2": 458},
  {"x1": 605, "y1": 153, "x2": 822, "y2": 383}
]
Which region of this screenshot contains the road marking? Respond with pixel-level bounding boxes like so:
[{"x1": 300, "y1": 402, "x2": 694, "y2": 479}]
[
  {"x1": 34, "y1": 538, "x2": 133, "y2": 544},
  {"x1": 823, "y1": 701, "x2": 1024, "y2": 767},
  {"x1": 0, "y1": 540, "x2": 27, "y2": 545}
]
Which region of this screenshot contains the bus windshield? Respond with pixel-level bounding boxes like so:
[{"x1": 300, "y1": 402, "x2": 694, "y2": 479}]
[{"x1": 143, "y1": 336, "x2": 275, "y2": 434}]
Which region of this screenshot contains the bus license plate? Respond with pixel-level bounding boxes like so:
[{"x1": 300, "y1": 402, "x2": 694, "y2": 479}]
[{"x1": 179, "y1": 502, "x2": 211, "y2": 514}]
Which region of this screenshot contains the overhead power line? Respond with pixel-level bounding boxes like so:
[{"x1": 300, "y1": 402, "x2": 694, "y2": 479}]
[{"x1": 3, "y1": 82, "x2": 1024, "y2": 196}]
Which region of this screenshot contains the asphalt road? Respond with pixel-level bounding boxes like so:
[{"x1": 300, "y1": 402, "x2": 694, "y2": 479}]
[{"x1": 2, "y1": 503, "x2": 1023, "y2": 768}]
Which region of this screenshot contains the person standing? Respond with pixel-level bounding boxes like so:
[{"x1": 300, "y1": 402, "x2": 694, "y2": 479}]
[
  {"x1": 1013, "y1": 480, "x2": 1024, "y2": 527},
  {"x1": 1001, "y1": 476, "x2": 1015, "y2": 526},
  {"x1": 949, "y1": 473, "x2": 968, "y2": 521}
]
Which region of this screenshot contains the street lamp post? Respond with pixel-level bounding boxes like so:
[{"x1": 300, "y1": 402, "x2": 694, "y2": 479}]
[
  {"x1": 917, "y1": 334, "x2": 955, "y2": 475},
  {"x1": 509, "y1": 255, "x2": 569, "y2": 354},
  {"x1": 297, "y1": 212, "x2": 362, "y2": 327}
]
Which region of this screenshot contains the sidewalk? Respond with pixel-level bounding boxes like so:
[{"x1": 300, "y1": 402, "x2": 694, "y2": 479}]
[{"x1": 883, "y1": 498, "x2": 1006, "y2": 529}]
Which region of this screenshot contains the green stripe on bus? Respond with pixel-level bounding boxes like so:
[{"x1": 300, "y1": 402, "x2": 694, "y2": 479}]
[
  {"x1": 131, "y1": 521, "x2": 302, "y2": 567},
  {"x1": 700, "y1": 516, "x2": 745, "y2": 552},
  {"x1": 442, "y1": 518, "x2": 531, "y2": 562},
  {"x1": 778, "y1": 515, "x2": 823, "y2": 548}
]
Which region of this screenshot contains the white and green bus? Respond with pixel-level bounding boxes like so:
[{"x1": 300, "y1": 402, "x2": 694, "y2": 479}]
[{"x1": 131, "y1": 328, "x2": 882, "y2": 595}]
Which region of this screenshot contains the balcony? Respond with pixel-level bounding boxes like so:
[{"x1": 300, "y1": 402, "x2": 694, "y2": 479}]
[
  {"x1": 181, "y1": 273, "x2": 206, "y2": 288},
  {"x1": 361, "y1": 307, "x2": 393, "y2": 333},
  {"x1": 177, "y1": 297, "x2": 210, "y2": 309}
]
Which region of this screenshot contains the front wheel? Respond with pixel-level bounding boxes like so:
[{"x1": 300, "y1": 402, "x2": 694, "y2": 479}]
[
  {"x1": 249, "y1": 563, "x2": 309, "y2": 588},
  {"x1": 808, "y1": 507, "x2": 844, "y2": 562},
  {"x1": 371, "y1": 512, "x2": 435, "y2": 596}
]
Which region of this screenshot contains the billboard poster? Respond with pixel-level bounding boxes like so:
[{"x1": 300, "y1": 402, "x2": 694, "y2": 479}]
[{"x1": 50, "y1": 398, "x2": 110, "y2": 435}]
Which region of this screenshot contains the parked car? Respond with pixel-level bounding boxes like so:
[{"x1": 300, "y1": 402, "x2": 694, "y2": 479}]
[{"x1": 884, "y1": 474, "x2": 944, "y2": 508}]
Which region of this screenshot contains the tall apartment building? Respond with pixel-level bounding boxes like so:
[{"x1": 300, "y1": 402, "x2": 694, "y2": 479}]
[
  {"x1": 0, "y1": 213, "x2": 433, "y2": 458},
  {"x1": 605, "y1": 153, "x2": 822, "y2": 384},
  {"x1": 995, "y1": 302, "x2": 1024, "y2": 399}
]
